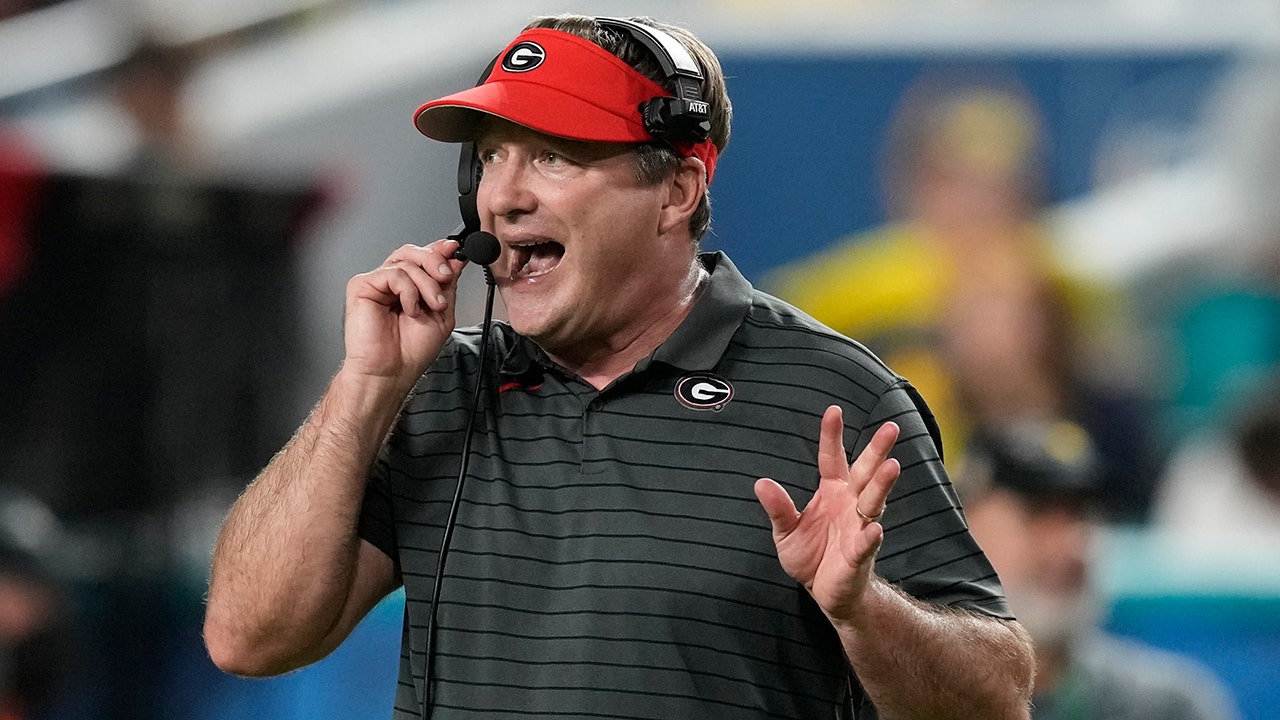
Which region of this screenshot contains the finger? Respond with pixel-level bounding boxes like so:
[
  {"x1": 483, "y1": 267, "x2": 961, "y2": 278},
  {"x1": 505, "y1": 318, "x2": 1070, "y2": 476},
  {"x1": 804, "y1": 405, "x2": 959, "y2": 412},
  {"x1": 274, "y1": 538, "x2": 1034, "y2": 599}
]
[
  {"x1": 380, "y1": 240, "x2": 463, "y2": 313},
  {"x1": 386, "y1": 259, "x2": 450, "y2": 313},
  {"x1": 849, "y1": 519, "x2": 886, "y2": 566},
  {"x1": 754, "y1": 478, "x2": 801, "y2": 539},
  {"x1": 848, "y1": 422, "x2": 899, "y2": 495},
  {"x1": 353, "y1": 267, "x2": 434, "y2": 318},
  {"x1": 855, "y1": 457, "x2": 900, "y2": 526},
  {"x1": 816, "y1": 405, "x2": 849, "y2": 482},
  {"x1": 387, "y1": 240, "x2": 463, "y2": 279}
]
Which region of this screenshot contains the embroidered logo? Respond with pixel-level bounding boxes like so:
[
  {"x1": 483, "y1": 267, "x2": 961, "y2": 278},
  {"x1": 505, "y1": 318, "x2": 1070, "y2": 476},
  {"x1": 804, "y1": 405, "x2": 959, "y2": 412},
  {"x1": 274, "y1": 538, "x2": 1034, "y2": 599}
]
[
  {"x1": 675, "y1": 374, "x2": 734, "y2": 412},
  {"x1": 502, "y1": 41, "x2": 546, "y2": 73}
]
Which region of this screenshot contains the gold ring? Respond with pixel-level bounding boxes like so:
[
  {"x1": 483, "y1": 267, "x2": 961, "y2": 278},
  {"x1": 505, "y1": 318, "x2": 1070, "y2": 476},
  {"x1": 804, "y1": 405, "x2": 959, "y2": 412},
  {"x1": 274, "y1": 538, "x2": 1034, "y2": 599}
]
[{"x1": 856, "y1": 505, "x2": 883, "y2": 523}]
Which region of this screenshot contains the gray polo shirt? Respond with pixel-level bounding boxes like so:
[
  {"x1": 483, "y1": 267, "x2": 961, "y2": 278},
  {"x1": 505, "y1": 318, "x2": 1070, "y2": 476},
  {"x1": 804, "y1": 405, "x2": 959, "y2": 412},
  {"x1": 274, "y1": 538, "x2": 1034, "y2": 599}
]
[{"x1": 360, "y1": 252, "x2": 1009, "y2": 720}]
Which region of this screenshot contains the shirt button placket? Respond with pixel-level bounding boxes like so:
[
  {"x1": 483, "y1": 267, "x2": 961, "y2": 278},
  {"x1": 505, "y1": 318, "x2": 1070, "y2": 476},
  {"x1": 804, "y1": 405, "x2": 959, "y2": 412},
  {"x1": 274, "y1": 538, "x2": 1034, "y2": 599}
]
[{"x1": 582, "y1": 394, "x2": 606, "y2": 474}]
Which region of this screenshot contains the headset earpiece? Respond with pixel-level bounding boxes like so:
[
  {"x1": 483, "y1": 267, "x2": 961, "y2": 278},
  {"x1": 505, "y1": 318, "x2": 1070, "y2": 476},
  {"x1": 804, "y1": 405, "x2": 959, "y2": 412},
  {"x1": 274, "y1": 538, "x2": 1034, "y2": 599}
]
[
  {"x1": 640, "y1": 94, "x2": 712, "y2": 145},
  {"x1": 456, "y1": 141, "x2": 482, "y2": 235}
]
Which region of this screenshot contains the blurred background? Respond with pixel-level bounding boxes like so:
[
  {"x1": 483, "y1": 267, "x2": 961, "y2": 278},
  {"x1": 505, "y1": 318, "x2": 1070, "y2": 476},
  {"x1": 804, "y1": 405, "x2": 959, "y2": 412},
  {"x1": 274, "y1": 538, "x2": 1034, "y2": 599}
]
[{"x1": 2, "y1": 0, "x2": 1279, "y2": 718}]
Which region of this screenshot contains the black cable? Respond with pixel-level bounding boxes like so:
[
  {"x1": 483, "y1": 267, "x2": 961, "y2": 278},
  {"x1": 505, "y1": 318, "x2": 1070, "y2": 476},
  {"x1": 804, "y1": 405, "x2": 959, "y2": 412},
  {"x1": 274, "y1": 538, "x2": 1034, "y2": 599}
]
[{"x1": 422, "y1": 238, "x2": 497, "y2": 719}]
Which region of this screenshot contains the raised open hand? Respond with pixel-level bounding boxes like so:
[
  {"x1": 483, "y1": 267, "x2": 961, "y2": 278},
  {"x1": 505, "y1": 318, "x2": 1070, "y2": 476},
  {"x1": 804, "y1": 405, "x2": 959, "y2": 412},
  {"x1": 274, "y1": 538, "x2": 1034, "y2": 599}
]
[{"x1": 755, "y1": 405, "x2": 901, "y2": 623}]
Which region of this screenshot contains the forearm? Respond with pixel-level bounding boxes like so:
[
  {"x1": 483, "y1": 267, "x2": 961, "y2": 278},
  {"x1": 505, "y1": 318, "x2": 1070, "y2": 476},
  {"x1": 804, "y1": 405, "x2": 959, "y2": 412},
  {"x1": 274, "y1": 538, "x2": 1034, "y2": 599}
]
[
  {"x1": 204, "y1": 367, "x2": 408, "y2": 675},
  {"x1": 837, "y1": 578, "x2": 1035, "y2": 720}
]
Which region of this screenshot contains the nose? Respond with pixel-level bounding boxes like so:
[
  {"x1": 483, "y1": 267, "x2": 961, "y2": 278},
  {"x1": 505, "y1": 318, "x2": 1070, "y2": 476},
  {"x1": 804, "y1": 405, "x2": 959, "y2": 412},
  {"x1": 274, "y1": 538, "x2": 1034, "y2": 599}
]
[
  {"x1": 1031, "y1": 511, "x2": 1092, "y2": 593},
  {"x1": 478, "y1": 157, "x2": 537, "y2": 222}
]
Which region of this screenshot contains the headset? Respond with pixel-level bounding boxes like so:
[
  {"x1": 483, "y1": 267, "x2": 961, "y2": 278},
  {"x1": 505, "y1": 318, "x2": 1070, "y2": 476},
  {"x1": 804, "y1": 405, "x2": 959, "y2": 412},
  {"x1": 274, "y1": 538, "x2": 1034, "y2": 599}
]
[{"x1": 452, "y1": 16, "x2": 711, "y2": 237}]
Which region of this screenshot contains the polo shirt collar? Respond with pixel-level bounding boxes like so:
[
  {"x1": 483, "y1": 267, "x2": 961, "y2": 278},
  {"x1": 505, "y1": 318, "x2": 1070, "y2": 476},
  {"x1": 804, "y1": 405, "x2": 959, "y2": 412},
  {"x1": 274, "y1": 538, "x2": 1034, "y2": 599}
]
[
  {"x1": 647, "y1": 251, "x2": 751, "y2": 372},
  {"x1": 498, "y1": 251, "x2": 752, "y2": 377}
]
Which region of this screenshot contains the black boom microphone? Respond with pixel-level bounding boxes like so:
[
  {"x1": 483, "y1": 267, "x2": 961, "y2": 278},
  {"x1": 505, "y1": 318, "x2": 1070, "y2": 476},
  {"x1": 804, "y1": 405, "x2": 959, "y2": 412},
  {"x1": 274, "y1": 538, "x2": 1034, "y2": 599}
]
[{"x1": 453, "y1": 230, "x2": 501, "y2": 266}]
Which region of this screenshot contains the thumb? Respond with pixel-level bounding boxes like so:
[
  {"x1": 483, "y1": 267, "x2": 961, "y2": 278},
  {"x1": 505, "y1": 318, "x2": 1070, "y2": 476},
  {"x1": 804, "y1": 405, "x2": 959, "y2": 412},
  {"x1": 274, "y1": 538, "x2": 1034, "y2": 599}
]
[{"x1": 754, "y1": 478, "x2": 800, "y2": 538}]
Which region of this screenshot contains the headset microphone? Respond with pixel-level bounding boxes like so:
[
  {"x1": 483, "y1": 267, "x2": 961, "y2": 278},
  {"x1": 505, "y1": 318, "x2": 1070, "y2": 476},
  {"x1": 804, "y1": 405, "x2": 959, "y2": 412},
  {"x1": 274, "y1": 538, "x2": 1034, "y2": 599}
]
[{"x1": 454, "y1": 230, "x2": 501, "y2": 266}]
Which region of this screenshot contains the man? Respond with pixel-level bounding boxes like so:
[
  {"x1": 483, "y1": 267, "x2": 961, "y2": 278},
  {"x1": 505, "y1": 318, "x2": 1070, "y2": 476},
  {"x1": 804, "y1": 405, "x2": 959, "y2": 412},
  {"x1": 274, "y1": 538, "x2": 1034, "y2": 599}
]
[
  {"x1": 204, "y1": 15, "x2": 1033, "y2": 719},
  {"x1": 957, "y1": 419, "x2": 1239, "y2": 720}
]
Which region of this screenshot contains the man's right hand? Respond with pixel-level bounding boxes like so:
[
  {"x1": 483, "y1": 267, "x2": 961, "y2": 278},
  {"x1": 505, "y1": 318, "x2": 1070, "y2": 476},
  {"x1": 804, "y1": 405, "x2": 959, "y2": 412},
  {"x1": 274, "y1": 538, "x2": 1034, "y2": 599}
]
[
  {"x1": 342, "y1": 238, "x2": 468, "y2": 387},
  {"x1": 206, "y1": 237, "x2": 469, "y2": 677}
]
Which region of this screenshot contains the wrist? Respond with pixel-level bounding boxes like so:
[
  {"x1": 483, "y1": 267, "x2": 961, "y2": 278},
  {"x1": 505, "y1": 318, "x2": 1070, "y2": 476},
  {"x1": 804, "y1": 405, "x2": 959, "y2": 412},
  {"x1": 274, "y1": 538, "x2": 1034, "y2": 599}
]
[
  {"x1": 828, "y1": 575, "x2": 905, "y2": 641},
  {"x1": 333, "y1": 361, "x2": 418, "y2": 403},
  {"x1": 321, "y1": 365, "x2": 416, "y2": 445}
]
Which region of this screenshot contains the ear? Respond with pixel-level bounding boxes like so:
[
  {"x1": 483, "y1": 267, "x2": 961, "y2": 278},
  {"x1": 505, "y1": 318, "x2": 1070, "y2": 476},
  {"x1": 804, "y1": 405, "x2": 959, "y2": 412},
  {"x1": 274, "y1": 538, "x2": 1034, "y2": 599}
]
[{"x1": 657, "y1": 156, "x2": 706, "y2": 236}]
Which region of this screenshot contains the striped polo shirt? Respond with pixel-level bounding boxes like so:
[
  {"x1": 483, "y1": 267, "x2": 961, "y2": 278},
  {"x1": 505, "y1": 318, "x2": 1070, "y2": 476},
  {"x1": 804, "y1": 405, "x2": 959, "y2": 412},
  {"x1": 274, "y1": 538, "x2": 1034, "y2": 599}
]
[{"x1": 358, "y1": 252, "x2": 1010, "y2": 720}]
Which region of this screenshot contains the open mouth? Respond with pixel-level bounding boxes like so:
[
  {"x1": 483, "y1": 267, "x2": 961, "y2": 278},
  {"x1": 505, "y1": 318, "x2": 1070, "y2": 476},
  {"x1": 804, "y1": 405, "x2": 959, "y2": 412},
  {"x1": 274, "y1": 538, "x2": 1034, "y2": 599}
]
[{"x1": 509, "y1": 240, "x2": 565, "y2": 280}]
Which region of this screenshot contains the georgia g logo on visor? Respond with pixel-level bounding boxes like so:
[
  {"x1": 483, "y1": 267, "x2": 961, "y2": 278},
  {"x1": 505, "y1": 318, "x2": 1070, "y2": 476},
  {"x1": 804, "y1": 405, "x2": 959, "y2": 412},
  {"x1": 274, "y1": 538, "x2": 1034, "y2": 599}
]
[
  {"x1": 502, "y1": 41, "x2": 546, "y2": 73},
  {"x1": 675, "y1": 374, "x2": 734, "y2": 412}
]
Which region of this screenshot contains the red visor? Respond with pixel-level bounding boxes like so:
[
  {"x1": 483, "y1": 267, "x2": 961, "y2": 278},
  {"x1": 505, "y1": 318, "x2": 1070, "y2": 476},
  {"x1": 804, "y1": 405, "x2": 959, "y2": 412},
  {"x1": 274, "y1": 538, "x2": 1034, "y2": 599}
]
[{"x1": 414, "y1": 28, "x2": 717, "y2": 183}]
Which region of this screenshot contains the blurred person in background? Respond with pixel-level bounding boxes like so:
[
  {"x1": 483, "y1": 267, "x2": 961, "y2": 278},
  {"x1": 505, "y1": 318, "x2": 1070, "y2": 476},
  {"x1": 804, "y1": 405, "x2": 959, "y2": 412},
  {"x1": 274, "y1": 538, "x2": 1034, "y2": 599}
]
[
  {"x1": 957, "y1": 418, "x2": 1239, "y2": 720},
  {"x1": 0, "y1": 34, "x2": 321, "y2": 719},
  {"x1": 110, "y1": 40, "x2": 205, "y2": 176},
  {"x1": 767, "y1": 73, "x2": 1160, "y2": 521}
]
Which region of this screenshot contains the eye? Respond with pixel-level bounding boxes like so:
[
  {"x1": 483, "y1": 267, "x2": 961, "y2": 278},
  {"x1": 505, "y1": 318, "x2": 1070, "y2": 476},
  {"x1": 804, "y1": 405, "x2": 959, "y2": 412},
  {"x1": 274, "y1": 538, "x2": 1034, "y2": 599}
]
[
  {"x1": 539, "y1": 150, "x2": 567, "y2": 166},
  {"x1": 478, "y1": 147, "x2": 500, "y2": 164}
]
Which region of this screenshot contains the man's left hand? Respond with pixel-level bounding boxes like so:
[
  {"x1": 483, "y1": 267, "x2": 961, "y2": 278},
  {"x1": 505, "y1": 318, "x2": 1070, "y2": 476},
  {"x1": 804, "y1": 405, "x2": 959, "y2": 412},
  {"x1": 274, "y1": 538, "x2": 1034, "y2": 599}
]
[{"x1": 754, "y1": 405, "x2": 901, "y2": 624}]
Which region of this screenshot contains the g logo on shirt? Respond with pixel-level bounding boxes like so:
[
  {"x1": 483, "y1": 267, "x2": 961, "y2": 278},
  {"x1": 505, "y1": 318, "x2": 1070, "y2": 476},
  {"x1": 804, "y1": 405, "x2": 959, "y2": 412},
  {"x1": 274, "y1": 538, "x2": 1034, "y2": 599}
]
[
  {"x1": 502, "y1": 41, "x2": 546, "y2": 73},
  {"x1": 675, "y1": 374, "x2": 734, "y2": 412}
]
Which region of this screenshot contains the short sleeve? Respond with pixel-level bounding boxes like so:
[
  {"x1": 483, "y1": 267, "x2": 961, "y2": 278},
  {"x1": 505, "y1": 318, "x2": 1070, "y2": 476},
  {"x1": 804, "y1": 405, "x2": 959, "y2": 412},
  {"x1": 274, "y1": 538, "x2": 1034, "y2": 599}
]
[
  {"x1": 357, "y1": 451, "x2": 398, "y2": 563},
  {"x1": 858, "y1": 380, "x2": 1012, "y2": 619}
]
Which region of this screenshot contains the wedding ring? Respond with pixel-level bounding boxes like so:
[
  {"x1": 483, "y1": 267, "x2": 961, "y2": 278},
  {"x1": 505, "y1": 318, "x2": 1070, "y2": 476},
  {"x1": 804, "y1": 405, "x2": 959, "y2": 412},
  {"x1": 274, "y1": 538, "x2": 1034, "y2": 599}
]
[{"x1": 856, "y1": 505, "x2": 883, "y2": 523}]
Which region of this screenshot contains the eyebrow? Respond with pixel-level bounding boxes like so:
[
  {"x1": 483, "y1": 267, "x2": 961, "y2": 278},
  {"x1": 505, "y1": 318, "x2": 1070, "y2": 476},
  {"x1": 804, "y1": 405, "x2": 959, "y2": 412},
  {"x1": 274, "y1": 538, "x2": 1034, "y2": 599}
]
[{"x1": 477, "y1": 128, "x2": 632, "y2": 165}]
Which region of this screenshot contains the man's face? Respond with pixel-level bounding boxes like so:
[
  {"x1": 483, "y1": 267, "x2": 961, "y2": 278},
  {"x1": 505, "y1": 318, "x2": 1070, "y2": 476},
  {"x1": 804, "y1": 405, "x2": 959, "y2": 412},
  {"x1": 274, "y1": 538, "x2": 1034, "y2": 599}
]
[
  {"x1": 966, "y1": 490, "x2": 1095, "y2": 650},
  {"x1": 475, "y1": 120, "x2": 696, "y2": 363}
]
